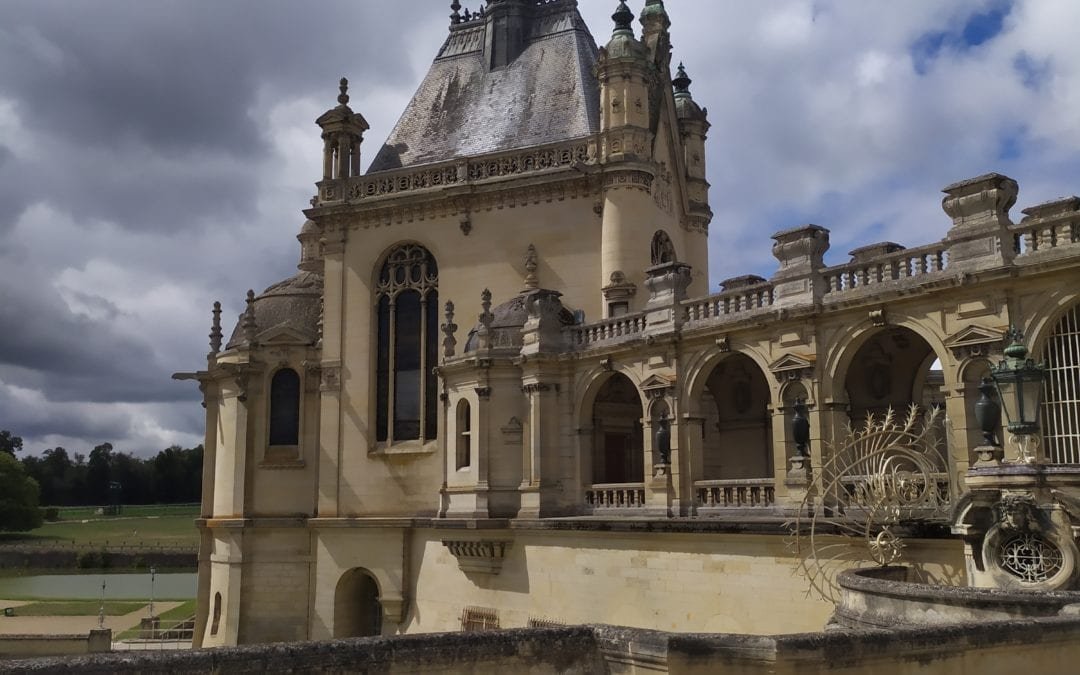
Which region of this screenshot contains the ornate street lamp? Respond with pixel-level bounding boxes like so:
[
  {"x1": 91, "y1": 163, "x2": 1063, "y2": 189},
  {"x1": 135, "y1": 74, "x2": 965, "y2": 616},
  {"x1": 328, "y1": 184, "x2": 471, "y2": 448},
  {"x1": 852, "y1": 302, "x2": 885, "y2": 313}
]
[{"x1": 990, "y1": 327, "x2": 1047, "y2": 463}]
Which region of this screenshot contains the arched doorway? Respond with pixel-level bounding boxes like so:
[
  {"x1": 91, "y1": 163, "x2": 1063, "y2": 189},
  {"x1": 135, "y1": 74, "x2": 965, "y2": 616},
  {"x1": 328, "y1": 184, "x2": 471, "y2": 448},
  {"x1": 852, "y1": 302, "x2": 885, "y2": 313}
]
[
  {"x1": 334, "y1": 569, "x2": 382, "y2": 638},
  {"x1": 591, "y1": 374, "x2": 644, "y2": 485},
  {"x1": 699, "y1": 354, "x2": 773, "y2": 480}
]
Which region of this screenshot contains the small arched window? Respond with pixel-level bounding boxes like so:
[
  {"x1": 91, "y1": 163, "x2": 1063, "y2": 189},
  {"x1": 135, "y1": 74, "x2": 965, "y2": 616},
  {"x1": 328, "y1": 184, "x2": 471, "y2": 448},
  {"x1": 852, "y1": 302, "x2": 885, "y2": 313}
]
[
  {"x1": 210, "y1": 592, "x2": 222, "y2": 636},
  {"x1": 375, "y1": 244, "x2": 439, "y2": 444},
  {"x1": 651, "y1": 230, "x2": 676, "y2": 265},
  {"x1": 456, "y1": 399, "x2": 472, "y2": 470},
  {"x1": 269, "y1": 368, "x2": 301, "y2": 446}
]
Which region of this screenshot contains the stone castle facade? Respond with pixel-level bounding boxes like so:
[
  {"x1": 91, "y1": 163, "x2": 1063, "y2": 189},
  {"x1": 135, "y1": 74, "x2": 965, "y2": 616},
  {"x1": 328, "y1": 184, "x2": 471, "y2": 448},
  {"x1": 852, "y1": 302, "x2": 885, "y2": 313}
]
[{"x1": 176, "y1": 0, "x2": 1080, "y2": 648}]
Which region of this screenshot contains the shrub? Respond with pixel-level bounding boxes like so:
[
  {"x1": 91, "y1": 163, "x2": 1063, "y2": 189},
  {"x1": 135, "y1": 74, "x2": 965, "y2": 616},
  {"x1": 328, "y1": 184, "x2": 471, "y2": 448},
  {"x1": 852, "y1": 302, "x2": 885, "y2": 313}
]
[{"x1": 43, "y1": 507, "x2": 60, "y2": 522}]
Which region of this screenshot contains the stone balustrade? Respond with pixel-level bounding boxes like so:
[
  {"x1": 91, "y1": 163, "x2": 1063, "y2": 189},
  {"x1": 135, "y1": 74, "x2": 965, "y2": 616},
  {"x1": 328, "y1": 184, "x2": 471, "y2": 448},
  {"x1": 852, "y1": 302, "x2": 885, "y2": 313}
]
[
  {"x1": 317, "y1": 138, "x2": 593, "y2": 205},
  {"x1": 820, "y1": 241, "x2": 949, "y2": 296},
  {"x1": 567, "y1": 313, "x2": 647, "y2": 348},
  {"x1": 683, "y1": 282, "x2": 775, "y2": 325},
  {"x1": 585, "y1": 483, "x2": 646, "y2": 510},
  {"x1": 694, "y1": 479, "x2": 776, "y2": 509}
]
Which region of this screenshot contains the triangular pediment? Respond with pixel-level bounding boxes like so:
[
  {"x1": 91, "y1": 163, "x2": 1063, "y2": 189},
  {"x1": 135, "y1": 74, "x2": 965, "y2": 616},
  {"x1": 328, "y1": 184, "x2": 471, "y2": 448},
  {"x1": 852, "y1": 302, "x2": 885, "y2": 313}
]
[
  {"x1": 945, "y1": 325, "x2": 1006, "y2": 348},
  {"x1": 769, "y1": 354, "x2": 816, "y2": 373},
  {"x1": 641, "y1": 374, "x2": 676, "y2": 392},
  {"x1": 257, "y1": 326, "x2": 314, "y2": 346}
]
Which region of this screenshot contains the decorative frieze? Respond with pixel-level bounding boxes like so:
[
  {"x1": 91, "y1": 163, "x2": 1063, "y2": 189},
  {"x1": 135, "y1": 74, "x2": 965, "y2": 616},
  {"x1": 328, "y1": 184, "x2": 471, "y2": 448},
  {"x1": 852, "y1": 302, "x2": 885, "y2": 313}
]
[{"x1": 442, "y1": 540, "x2": 511, "y2": 575}]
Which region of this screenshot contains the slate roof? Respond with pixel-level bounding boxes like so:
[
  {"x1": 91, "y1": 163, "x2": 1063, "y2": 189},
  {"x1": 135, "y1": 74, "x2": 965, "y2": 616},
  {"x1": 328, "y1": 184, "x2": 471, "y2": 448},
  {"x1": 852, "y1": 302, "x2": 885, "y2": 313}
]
[{"x1": 367, "y1": 1, "x2": 600, "y2": 173}]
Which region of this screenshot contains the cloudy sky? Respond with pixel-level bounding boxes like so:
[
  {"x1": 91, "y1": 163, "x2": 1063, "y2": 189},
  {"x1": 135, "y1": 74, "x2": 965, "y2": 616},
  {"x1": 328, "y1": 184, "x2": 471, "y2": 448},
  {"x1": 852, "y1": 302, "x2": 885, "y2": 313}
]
[{"x1": 1, "y1": 0, "x2": 1078, "y2": 457}]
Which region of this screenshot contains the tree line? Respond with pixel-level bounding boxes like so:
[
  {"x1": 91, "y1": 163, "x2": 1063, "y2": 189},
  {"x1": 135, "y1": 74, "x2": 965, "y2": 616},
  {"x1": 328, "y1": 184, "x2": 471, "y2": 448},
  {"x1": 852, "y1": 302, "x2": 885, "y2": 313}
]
[{"x1": 1, "y1": 429, "x2": 202, "y2": 531}]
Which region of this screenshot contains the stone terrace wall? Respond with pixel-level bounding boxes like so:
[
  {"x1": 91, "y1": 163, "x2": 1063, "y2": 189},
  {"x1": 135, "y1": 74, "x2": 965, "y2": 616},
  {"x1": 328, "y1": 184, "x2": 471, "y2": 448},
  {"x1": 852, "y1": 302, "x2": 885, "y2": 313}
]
[
  {"x1": 7, "y1": 619, "x2": 1080, "y2": 674},
  {"x1": 1, "y1": 628, "x2": 606, "y2": 675}
]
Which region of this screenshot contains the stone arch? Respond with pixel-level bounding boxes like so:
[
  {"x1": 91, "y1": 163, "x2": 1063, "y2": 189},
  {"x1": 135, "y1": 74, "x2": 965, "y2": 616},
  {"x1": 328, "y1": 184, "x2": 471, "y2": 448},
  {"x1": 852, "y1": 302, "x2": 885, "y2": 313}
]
[
  {"x1": 695, "y1": 352, "x2": 774, "y2": 480},
  {"x1": 1026, "y1": 289, "x2": 1080, "y2": 357},
  {"x1": 820, "y1": 320, "x2": 949, "y2": 405},
  {"x1": 684, "y1": 346, "x2": 775, "y2": 418},
  {"x1": 586, "y1": 372, "x2": 646, "y2": 485},
  {"x1": 334, "y1": 568, "x2": 383, "y2": 638}
]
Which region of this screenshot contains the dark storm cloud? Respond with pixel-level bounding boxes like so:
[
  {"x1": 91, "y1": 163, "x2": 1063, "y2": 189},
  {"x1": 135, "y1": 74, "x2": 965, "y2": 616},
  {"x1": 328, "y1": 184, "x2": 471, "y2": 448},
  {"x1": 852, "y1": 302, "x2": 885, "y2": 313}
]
[{"x1": 0, "y1": 0, "x2": 432, "y2": 235}]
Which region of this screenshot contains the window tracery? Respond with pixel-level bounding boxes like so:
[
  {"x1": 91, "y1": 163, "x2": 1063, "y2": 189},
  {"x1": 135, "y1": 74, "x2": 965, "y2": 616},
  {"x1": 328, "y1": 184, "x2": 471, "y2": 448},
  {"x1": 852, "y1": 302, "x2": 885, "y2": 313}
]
[{"x1": 375, "y1": 244, "x2": 439, "y2": 444}]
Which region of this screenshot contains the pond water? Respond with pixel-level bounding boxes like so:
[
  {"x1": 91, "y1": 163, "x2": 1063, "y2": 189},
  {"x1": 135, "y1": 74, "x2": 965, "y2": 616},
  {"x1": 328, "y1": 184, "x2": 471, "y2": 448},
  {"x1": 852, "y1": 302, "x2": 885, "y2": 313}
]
[{"x1": 0, "y1": 572, "x2": 196, "y2": 600}]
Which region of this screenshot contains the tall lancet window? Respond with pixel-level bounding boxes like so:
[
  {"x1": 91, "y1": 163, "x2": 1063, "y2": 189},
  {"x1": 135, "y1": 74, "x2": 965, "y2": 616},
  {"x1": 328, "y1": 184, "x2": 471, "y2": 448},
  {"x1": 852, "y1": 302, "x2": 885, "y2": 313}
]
[
  {"x1": 375, "y1": 244, "x2": 439, "y2": 444},
  {"x1": 269, "y1": 368, "x2": 301, "y2": 447}
]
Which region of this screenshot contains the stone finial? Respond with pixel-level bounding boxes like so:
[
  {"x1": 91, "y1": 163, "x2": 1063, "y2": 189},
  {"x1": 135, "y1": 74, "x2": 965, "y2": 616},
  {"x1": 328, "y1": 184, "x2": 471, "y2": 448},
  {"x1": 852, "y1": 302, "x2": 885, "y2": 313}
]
[
  {"x1": 612, "y1": 1, "x2": 634, "y2": 35},
  {"x1": 524, "y1": 244, "x2": 539, "y2": 291},
  {"x1": 771, "y1": 225, "x2": 830, "y2": 307},
  {"x1": 941, "y1": 173, "x2": 1018, "y2": 268},
  {"x1": 451, "y1": 0, "x2": 462, "y2": 24},
  {"x1": 673, "y1": 62, "x2": 691, "y2": 96},
  {"x1": 337, "y1": 77, "x2": 349, "y2": 106},
  {"x1": 315, "y1": 295, "x2": 324, "y2": 348},
  {"x1": 441, "y1": 301, "x2": 458, "y2": 358},
  {"x1": 242, "y1": 290, "x2": 258, "y2": 345},
  {"x1": 942, "y1": 173, "x2": 1017, "y2": 231},
  {"x1": 477, "y1": 289, "x2": 494, "y2": 350},
  {"x1": 209, "y1": 301, "x2": 223, "y2": 355}
]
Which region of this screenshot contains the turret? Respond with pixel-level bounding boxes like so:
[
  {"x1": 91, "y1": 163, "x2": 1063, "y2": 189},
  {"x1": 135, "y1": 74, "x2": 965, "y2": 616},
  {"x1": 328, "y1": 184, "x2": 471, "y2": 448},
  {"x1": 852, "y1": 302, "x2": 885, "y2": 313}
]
[
  {"x1": 673, "y1": 63, "x2": 712, "y2": 233},
  {"x1": 315, "y1": 78, "x2": 369, "y2": 181},
  {"x1": 597, "y1": 2, "x2": 659, "y2": 316}
]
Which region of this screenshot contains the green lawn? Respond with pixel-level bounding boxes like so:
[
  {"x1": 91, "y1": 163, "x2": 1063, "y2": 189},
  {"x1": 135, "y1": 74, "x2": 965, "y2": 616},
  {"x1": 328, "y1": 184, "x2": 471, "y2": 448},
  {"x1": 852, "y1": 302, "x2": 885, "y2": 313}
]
[
  {"x1": 1, "y1": 510, "x2": 199, "y2": 549},
  {"x1": 10, "y1": 600, "x2": 146, "y2": 616}
]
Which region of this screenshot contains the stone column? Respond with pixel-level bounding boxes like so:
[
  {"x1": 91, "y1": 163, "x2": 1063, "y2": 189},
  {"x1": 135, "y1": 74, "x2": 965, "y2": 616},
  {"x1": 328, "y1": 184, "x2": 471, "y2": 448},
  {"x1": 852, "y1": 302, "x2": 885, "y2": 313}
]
[
  {"x1": 519, "y1": 379, "x2": 560, "y2": 517},
  {"x1": 680, "y1": 415, "x2": 705, "y2": 516}
]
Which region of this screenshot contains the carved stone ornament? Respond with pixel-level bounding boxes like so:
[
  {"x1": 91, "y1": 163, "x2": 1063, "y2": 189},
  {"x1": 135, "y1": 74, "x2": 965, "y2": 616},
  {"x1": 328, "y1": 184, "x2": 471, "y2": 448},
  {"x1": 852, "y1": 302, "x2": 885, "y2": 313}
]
[
  {"x1": 641, "y1": 374, "x2": 675, "y2": 401},
  {"x1": 320, "y1": 365, "x2": 342, "y2": 392},
  {"x1": 474, "y1": 386, "x2": 492, "y2": 400},
  {"x1": 945, "y1": 325, "x2": 1006, "y2": 360},
  {"x1": 979, "y1": 492, "x2": 1078, "y2": 590},
  {"x1": 442, "y1": 540, "x2": 510, "y2": 575},
  {"x1": 869, "y1": 308, "x2": 887, "y2": 327},
  {"x1": 769, "y1": 354, "x2": 815, "y2": 383},
  {"x1": 521, "y1": 383, "x2": 552, "y2": 395},
  {"x1": 715, "y1": 335, "x2": 731, "y2": 353}
]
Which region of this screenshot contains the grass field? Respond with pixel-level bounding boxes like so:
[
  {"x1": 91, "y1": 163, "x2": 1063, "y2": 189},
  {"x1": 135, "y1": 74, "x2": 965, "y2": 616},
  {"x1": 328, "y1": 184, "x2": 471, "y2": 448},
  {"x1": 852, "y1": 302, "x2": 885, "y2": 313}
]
[
  {"x1": 0, "y1": 504, "x2": 200, "y2": 549},
  {"x1": 11, "y1": 600, "x2": 146, "y2": 616},
  {"x1": 115, "y1": 600, "x2": 198, "y2": 640}
]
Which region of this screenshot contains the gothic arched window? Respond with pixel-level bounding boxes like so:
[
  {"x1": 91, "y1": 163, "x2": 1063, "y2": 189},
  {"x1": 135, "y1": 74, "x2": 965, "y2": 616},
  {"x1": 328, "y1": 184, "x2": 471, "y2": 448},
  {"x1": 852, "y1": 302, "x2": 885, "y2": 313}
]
[
  {"x1": 651, "y1": 230, "x2": 676, "y2": 265},
  {"x1": 375, "y1": 244, "x2": 439, "y2": 444},
  {"x1": 269, "y1": 368, "x2": 301, "y2": 446}
]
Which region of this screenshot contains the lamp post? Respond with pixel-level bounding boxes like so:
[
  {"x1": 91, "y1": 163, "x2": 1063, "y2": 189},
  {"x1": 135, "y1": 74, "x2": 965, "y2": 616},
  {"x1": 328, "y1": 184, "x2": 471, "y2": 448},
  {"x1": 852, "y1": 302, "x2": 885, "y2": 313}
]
[{"x1": 990, "y1": 327, "x2": 1048, "y2": 464}]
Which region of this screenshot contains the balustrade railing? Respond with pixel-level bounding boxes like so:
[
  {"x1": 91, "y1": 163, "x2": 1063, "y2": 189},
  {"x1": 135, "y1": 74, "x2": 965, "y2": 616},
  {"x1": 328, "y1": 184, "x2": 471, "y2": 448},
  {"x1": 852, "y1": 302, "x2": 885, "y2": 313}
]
[
  {"x1": 1011, "y1": 219, "x2": 1079, "y2": 256},
  {"x1": 683, "y1": 283, "x2": 775, "y2": 325},
  {"x1": 694, "y1": 479, "x2": 776, "y2": 509},
  {"x1": 567, "y1": 313, "x2": 647, "y2": 348},
  {"x1": 585, "y1": 483, "x2": 646, "y2": 509},
  {"x1": 821, "y1": 242, "x2": 949, "y2": 296}
]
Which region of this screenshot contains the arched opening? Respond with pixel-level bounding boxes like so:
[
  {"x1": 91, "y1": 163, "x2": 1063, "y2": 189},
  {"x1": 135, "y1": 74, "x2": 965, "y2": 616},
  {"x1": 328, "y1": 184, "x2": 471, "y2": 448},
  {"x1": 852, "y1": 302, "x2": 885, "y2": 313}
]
[
  {"x1": 269, "y1": 368, "x2": 301, "y2": 447},
  {"x1": 210, "y1": 592, "x2": 222, "y2": 636},
  {"x1": 1041, "y1": 302, "x2": 1080, "y2": 464},
  {"x1": 591, "y1": 374, "x2": 644, "y2": 485},
  {"x1": 651, "y1": 230, "x2": 676, "y2": 265},
  {"x1": 334, "y1": 568, "x2": 382, "y2": 638},
  {"x1": 456, "y1": 399, "x2": 472, "y2": 470},
  {"x1": 375, "y1": 244, "x2": 439, "y2": 444},
  {"x1": 699, "y1": 354, "x2": 773, "y2": 480},
  {"x1": 844, "y1": 326, "x2": 944, "y2": 422},
  {"x1": 841, "y1": 326, "x2": 948, "y2": 479}
]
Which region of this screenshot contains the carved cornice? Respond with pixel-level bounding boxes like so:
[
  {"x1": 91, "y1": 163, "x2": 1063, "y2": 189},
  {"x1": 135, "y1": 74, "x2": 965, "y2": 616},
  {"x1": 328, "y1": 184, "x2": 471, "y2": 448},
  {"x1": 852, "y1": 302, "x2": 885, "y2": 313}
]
[
  {"x1": 602, "y1": 168, "x2": 655, "y2": 193},
  {"x1": 442, "y1": 540, "x2": 510, "y2": 575},
  {"x1": 769, "y1": 354, "x2": 816, "y2": 383}
]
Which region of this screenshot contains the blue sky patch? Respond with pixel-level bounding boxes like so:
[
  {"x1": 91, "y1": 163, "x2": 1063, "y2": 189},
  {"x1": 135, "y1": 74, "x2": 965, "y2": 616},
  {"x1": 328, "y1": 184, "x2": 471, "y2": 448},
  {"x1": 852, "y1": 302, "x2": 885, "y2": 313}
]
[{"x1": 911, "y1": 0, "x2": 1013, "y2": 75}]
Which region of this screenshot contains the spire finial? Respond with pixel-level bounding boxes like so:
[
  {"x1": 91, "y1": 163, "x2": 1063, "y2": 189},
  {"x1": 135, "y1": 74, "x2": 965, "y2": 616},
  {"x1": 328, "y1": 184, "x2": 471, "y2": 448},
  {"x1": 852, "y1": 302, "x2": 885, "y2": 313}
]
[
  {"x1": 209, "y1": 301, "x2": 223, "y2": 355},
  {"x1": 338, "y1": 77, "x2": 349, "y2": 106},
  {"x1": 242, "y1": 290, "x2": 258, "y2": 345},
  {"x1": 612, "y1": 1, "x2": 634, "y2": 35},
  {"x1": 524, "y1": 244, "x2": 539, "y2": 291},
  {"x1": 673, "y1": 62, "x2": 692, "y2": 96},
  {"x1": 441, "y1": 300, "x2": 458, "y2": 358},
  {"x1": 450, "y1": 0, "x2": 461, "y2": 24},
  {"x1": 477, "y1": 289, "x2": 494, "y2": 350}
]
